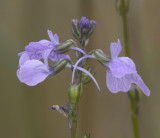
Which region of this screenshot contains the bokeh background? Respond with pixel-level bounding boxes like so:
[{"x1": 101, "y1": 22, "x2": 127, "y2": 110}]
[{"x1": 0, "y1": 0, "x2": 159, "y2": 138}]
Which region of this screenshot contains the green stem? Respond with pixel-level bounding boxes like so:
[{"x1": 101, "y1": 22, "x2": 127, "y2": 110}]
[
  {"x1": 70, "y1": 38, "x2": 86, "y2": 138},
  {"x1": 71, "y1": 119, "x2": 78, "y2": 138},
  {"x1": 121, "y1": 0, "x2": 139, "y2": 138},
  {"x1": 71, "y1": 103, "x2": 79, "y2": 138},
  {"x1": 121, "y1": 0, "x2": 130, "y2": 57},
  {"x1": 131, "y1": 102, "x2": 139, "y2": 138}
]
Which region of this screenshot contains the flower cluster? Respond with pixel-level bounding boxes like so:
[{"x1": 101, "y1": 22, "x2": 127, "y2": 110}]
[{"x1": 17, "y1": 17, "x2": 150, "y2": 97}]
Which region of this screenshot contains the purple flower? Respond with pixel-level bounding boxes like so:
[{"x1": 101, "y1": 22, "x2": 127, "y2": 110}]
[
  {"x1": 17, "y1": 52, "x2": 52, "y2": 86},
  {"x1": 19, "y1": 30, "x2": 70, "y2": 62},
  {"x1": 105, "y1": 39, "x2": 150, "y2": 96},
  {"x1": 17, "y1": 30, "x2": 70, "y2": 86}
]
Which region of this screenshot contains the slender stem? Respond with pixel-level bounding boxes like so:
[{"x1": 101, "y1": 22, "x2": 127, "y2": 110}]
[
  {"x1": 121, "y1": 0, "x2": 139, "y2": 138},
  {"x1": 71, "y1": 119, "x2": 78, "y2": 138},
  {"x1": 121, "y1": 0, "x2": 130, "y2": 57},
  {"x1": 70, "y1": 38, "x2": 86, "y2": 138},
  {"x1": 70, "y1": 98, "x2": 78, "y2": 138},
  {"x1": 131, "y1": 102, "x2": 139, "y2": 138}
]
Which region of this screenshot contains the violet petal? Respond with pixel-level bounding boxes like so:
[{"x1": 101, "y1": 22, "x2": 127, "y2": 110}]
[
  {"x1": 19, "y1": 52, "x2": 30, "y2": 66},
  {"x1": 17, "y1": 60, "x2": 51, "y2": 86},
  {"x1": 106, "y1": 69, "x2": 131, "y2": 93},
  {"x1": 110, "y1": 39, "x2": 122, "y2": 59},
  {"x1": 47, "y1": 30, "x2": 59, "y2": 45},
  {"x1": 106, "y1": 70, "x2": 150, "y2": 96},
  {"x1": 107, "y1": 57, "x2": 137, "y2": 78},
  {"x1": 130, "y1": 73, "x2": 150, "y2": 96},
  {"x1": 49, "y1": 50, "x2": 70, "y2": 62},
  {"x1": 25, "y1": 39, "x2": 52, "y2": 60},
  {"x1": 42, "y1": 49, "x2": 52, "y2": 66}
]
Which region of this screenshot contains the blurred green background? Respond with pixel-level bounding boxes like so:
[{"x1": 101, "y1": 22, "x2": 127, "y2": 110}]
[{"x1": 0, "y1": 0, "x2": 159, "y2": 138}]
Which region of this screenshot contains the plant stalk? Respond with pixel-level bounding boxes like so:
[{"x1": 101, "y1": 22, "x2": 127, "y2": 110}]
[
  {"x1": 70, "y1": 38, "x2": 86, "y2": 138},
  {"x1": 131, "y1": 101, "x2": 139, "y2": 138},
  {"x1": 121, "y1": 0, "x2": 130, "y2": 57},
  {"x1": 71, "y1": 119, "x2": 78, "y2": 138},
  {"x1": 121, "y1": 0, "x2": 139, "y2": 138}
]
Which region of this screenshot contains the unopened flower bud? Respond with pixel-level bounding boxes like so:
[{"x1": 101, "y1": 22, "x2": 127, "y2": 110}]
[
  {"x1": 89, "y1": 49, "x2": 110, "y2": 62},
  {"x1": 87, "y1": 20, "x2": 96, "y2": 39},
  {"x1": 52, "y1": 58, "x2": 69, "y2": 74},
  {"x1": 71, "y1": 17, "x2": 97, "y2": 42},
  {"x1": 68, "y1": 84, "x2": 82, "y2": 110},
  {"x1": 116, "y1": 0, "x2": 129, "y2": 15},
  {"x1": 82, "y1": 66, "x2": 94, "y2": 85},
  {"x1": 71, "y1": 19, "x2": 80, "y2": 41},
  {"x1": 56, "y1": 39, "x2": 75, "y2": 51},
  {"x1": 79, "y1": 17, "x2": 91, "y2": 34},
  {"x1": 129, "y1": 84, "x2": 142, "y2": 103}
]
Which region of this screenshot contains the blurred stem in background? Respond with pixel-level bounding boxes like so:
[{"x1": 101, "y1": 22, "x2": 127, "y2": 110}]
[
  {"x1": 83, "y1": 134, "x2": 90, "y2": 138},
  {"x1": 116, "y1": 0, "x2": 139, "y2": 138},
  {"x1": 121, "y1": 0, "x2": 130, "y2": 56}
]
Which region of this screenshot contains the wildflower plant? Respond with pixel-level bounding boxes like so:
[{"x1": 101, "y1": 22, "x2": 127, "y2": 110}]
[{"x1": 17, "y1": 16, "x2": 150, "y2": 138}]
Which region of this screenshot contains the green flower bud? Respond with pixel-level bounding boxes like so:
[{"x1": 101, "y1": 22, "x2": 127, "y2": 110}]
[
  {"x1": 129, "y1": 84, "x2": 142, "y2": 103},
  {"x1": 68, "y1": 84, "x2": 82, "y2": 110},
  {"x1": 71, "y1": 19, "x2": 81, "y2": 41},
  {"x1": 71, "y1": 17, "x2": 97, "y2": 43},
  {"x1": 116, "y1": 0, "x2": 129, "y2": 15},
  {"x1": 87, "y1": 20, "x2": 96, "y2": 39},
  {"x1": 128, "y1": 84, "x2": 143, "y2": 115},
  {"x1": 52, "y1": 58, "x2": 69, "y2": 74},
  {"x1": 82, "y1": 66, "x2": 95, "y2": 85},
  {"x1": 56, "y1": 39, "x2": 75, "y2": 51},
  {"x1": 89, "y1": 49, "x2": 110, "y2": 62}
]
